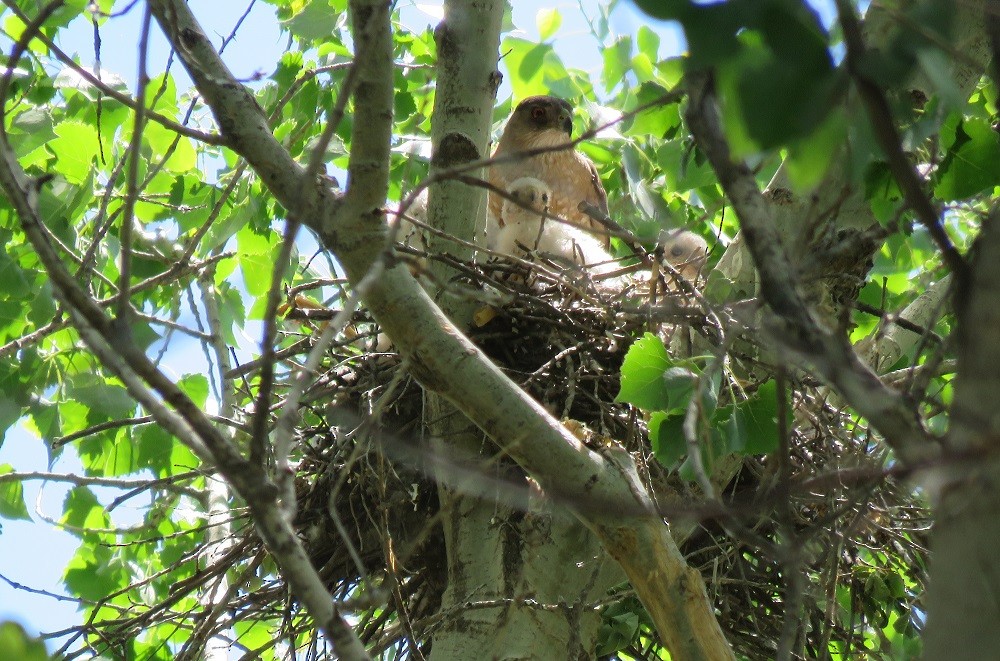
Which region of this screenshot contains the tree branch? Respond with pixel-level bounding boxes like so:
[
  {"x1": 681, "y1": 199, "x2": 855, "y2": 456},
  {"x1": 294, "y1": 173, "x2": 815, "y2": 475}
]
[
  {"x1": 835, "y1": 0, "x2": 969, "y2": 297},
  {"x1": 684, "y1": 72, "x2": 937, "y2": 466}
]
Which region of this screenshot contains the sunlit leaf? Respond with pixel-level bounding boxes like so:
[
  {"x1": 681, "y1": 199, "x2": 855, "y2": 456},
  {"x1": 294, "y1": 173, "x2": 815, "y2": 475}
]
[
  {"x1": 601, "y1": 36, "x2": 632, "y2": 94},
  {"x1": 282, "y1": 0, "x2": 341, "y2": 42},
  {"x1": 0, "y1": 465, "x2": 31, "y2": 521},
  {"x1": 536, "y1": 8, "x2": 561, "y2": 41},
  {"x1": 48, "y1": 120, "x2": 99, "y2": 183}
]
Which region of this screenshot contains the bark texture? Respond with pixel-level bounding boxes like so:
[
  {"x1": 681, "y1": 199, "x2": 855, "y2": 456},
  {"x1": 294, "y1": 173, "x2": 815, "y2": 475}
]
[{"x1": 924, "y1": 203, "x2": 1000, "y2": 658}]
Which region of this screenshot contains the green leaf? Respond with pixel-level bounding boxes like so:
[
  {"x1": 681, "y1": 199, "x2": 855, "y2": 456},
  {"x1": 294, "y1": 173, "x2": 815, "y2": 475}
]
[
  {"x1": 934, "y1": 118, "x2": 1000, "y2": 201},
  {"x1": 67, "y1": 374, "x2": 136, "y2": 421},
  {"x1": 203, "y1": 203, "x2": 244, "y2": 253},
  {"x1": 143, "y1": 121, "x2": 196, "y2": 173},
  {"x1": 601, "y1": 36, "x2": 632, "y2": 93},
  {"x1": 0, "y1": 622, "x2": 50, "y2": 661},
  {"x1": 64, "y1": 543, "x2": 127, "y2": 601},
  {"x1": 616, "y1": 333, "x2": 671, "y2": 411},
  {"x1": 237, "y1": 227, "x2": 279, "y2": 297},
  {"x1": 679, "y1": 3, "x2": 742, "y2": 66},
  {"x1": 662, "y1": 366, "x2": 697, "y2": 414},
  {"x1": 8, "y1": 108, "x2": 56, "y2": 158},
  {"x1": 282, "y1": 0, "x2": 340, "y2": 43},
  {"x1": 135, "y1": 424, "x2": 174, "y2": 475},
  {"x1": 719, "y1": 405, "x2": 748, "y2": 453},
  {"x1": 234, "y1": 619, "x2": 278, "y2": 654},
  {"x1": 785, "y1": 108, "x2": 847, "y2": 190},
  {"x1": 649, "y1": 412, "x2": 686, "y2": 466},
  {"x1": 0, "y1": 398, "x2": 22, "y2": 440},
  {"x1": 637, "y1": 25, "x2": 660, "y2": 62},
  {"x1": 102, "y1": 433, "x2": 139, "y2": 477},
  {"x1": 717, "y1": 34, "x2": 839, "y2": 153},
  {"x1": 622, "y1": 144, "x2": 673, "y2": 222},
  {"x1": 677, "y1": 426, "x2": 727, "y2": 482},
  {"x1": 915, "y1": 49, "x2": 963, "y2": 110},
  {"x1": 0, "y1": 251, "x2": 31, "y2": 301},
  {"x1": 501, "y1": 38, "x2": 568, "y2": 100},
  {"x1": 632, "y1": 0, "x2": 692, "y2": 22},
  {"x1": 536, "y1": 8, "x2": 561, "y2": 41},
  {"x1": 740, "y1": 380, "x2": 784, "y2": 454},
  {"x1": 624, "y1": 81, "x2": 681, "y2": 138},
  {"x1": 48, "y1": 119, "x2": 99, "y2": 184},
  {"x1": 178, "y1": 374, "x2": 209, "y2": 408},
  {"x1": 61, "y1": 486, "x2": 108, "y2": 536},
  {"x1": 630, "y1": 53, "x2": 655, "y2": 83},
  {"x1": 0, "y1": 465, "x2": 31, "y2": 521}
]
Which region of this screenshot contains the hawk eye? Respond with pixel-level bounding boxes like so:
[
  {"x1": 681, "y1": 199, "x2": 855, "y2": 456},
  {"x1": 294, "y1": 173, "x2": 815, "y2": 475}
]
[{"x1": 530, "y1": 106, "x2": 546, "y2": 121}]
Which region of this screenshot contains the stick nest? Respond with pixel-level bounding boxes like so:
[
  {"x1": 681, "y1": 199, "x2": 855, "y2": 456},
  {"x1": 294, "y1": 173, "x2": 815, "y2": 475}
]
[{"x1": 248, "y1": 256, "x2": 928, "y2": 659}]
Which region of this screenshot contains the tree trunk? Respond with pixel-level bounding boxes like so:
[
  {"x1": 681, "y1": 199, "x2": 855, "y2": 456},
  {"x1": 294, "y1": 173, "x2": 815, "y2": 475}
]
[
  {"x1": 924, "y1": 205, "x2": 1000, "y2": 657},
  {"x1": 431, "y1": 483, "x2": 623, "y2": 660}
]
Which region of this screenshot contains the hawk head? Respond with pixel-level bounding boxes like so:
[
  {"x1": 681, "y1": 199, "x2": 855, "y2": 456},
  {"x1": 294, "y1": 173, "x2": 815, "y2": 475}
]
[{"x1": 503, "y1": 96, "x2": 574, "y2": 147}]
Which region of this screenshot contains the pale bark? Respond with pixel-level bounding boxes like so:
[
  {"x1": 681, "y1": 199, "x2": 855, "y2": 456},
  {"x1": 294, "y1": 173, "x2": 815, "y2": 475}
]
[
  {"x1": 424, "y1": 0, "x2": 501, "y2": 268},
  {"x1": 197, "y1": 274, "x2": 238, "y2": 661},
  {"x1": 855, "y1": 276, "x2": 951, "y2": 374}
]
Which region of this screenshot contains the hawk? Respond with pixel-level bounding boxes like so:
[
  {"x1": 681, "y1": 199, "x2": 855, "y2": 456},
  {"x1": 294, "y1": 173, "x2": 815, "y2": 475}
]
[{"x1": 488, "y1": 96, "x2": 609, "y2": 247}]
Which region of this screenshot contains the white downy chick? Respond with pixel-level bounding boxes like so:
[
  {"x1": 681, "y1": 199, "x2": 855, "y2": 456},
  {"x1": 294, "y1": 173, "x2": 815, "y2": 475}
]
[
  {"x1": 494, "y1": 177, "x2": 620, "y2": 280},
  {"x1": 660, "y1": 228, "x2": 708, "y2": 285}
]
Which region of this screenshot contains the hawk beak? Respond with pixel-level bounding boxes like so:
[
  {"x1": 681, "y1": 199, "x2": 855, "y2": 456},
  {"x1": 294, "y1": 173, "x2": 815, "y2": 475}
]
[{"x1": 560, "y1": 113, "x2": 572, "y2": 136}]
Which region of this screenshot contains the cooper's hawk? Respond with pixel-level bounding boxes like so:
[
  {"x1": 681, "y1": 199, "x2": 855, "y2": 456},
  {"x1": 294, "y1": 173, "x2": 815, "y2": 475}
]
[{"x1": 489, "y1": 96, "x2": 609, "y2": 247}]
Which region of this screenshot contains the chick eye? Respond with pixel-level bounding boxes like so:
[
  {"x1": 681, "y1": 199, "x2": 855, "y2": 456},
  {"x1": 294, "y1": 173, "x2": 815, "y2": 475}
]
[
  {"x1": 530, "y1": 106, "x2": 546, "y2": 120},
  {"x1": 670, "y1": 245, "x2": 684, "y2": 257}
]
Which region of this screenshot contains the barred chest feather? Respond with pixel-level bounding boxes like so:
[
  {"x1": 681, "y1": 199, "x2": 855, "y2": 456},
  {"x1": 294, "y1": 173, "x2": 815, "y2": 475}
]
[{"x1": 489, "y1": 149, "x2": 603, "y2": 234}]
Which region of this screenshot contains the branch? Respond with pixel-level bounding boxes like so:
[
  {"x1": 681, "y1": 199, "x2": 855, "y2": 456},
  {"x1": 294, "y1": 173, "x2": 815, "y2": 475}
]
[
  {"x1": 855, "y1": 276, "x2": 951, "y2": 374},
  {"x1": 115, "y1": 5, "x2": 153, "y2": 332},
  {"x1": 684, "y1": 72, "x2": 937, "y2": 465},
  {"x1": 0, "y1": 470, "x2": 200, "y2": 498},
  {"x1": 835, "y1": 0, "x2": 969, "y2": 296}
]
